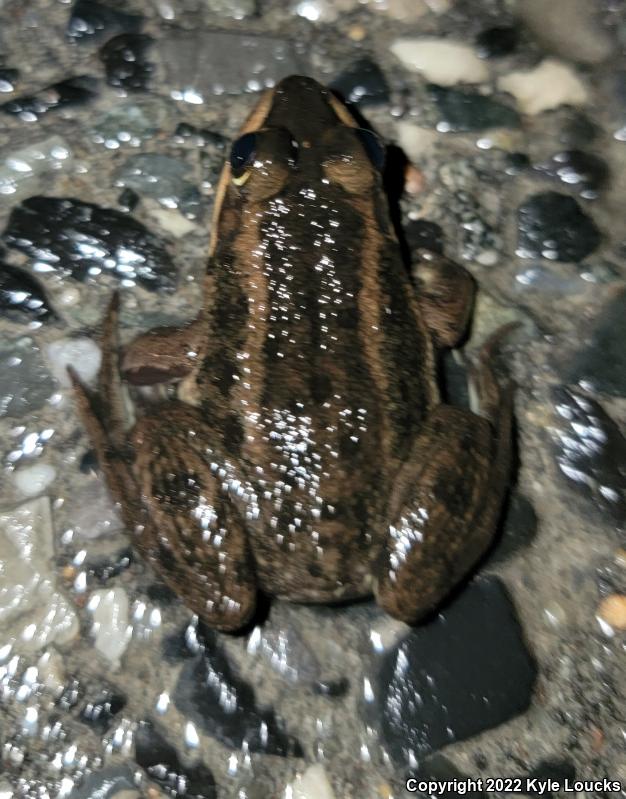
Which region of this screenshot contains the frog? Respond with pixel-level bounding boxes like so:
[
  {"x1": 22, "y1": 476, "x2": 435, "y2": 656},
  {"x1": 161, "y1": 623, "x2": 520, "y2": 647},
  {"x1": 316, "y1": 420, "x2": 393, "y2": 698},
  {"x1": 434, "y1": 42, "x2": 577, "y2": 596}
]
[{"x1": 69, "y1": 75, "x2": 512, "y2": 632}]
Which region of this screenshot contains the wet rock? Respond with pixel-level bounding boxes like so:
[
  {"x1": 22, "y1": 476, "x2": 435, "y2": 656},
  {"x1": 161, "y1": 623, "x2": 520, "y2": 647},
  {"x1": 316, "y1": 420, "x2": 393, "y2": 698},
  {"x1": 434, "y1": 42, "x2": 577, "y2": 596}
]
[
  {"x1": 0, "y1": 338, "x2": 56, "y2": 418},
  {"x1": 173, "y1": 634, "x2": 303, "y2": 756},
  {"x1": 534, "y1": 150, "x2": 609, "y2": 199},
  {"x1": 80, "y1": 688, "x2": 127, "y2": 732},
  {"x1": 410, "y1": 754, "x2": 487, "y2": 798},
  {"x1": 391, "y1": 38, "x2": 489, "y2": 86},
  {"x1": 405, "y1": 220, "x2": 445, "y2": 254},
  {"x1": 91, "y1": 98, "x2": 168, "y2": 149},
  {"x1": 100, "y1": 33, "x2": 154, "y2": 91},
  {"x1": 0, "y1": 137, "x2": 72, "y2": 201},
  {"x1": 365, "y1": 577, "x2": 536, "y2": 765},
  {"x1": 551, "y1": 387, "x2": 626, "y2": 527},
  {"x1": 173, "y1": 123, "x2": 229, "y2": 152},
  {"x1": 518, "y1": 0, "x2": 613, "y2": 65},
  {"x1": 87, "y1": 587, "x2": 133, "y2": 667},
  {"x1": 61, "y1": 477, "x2": 124, "y2": 540},
  {"x1": 559, "y1": 112, "x2": 599, "y2": 147},
  {"x1": 287, "y1": 764, "x2": 336, "y2": 799},
  {"x1": 5, "y1": 426, "x2": 55, "y2": 467},
  {"x1": 475, "y1": 26, "x2": 520, "y2": 59},
  {"x1": 89, "y1": 548, "x2": 133, "y2": 583},
  {"x1": 160, "y1": 32, "x2": 303, "y2": 99},
  {"x1": 0, "y1": 263, "x2": 55, "y2": 323},
  {"x1": 312, "y1": 678, "x2": 349, "y2": 697},
  {"x1": 488, "y1": 493, "x2": 539, "y2": 565},
  {"x1": 70, "y1": 766, "x2": 138, "y2": 799},
  {"x1": 204, "y1": 0, "x2": 257, "y2": 19},
  {"x1": 115, "y1": 154, "x2": 201, "y2": 216},
  {"x1": 567, "y1": 289, "x2": 626, "y2": 396},
  {"x1": 1, "y1": 76, "x2": 98, "y2": 122},
  {"x1": 504, "y1": 151, "x2": 531, "y2": 175},
  {"x1": 0, "y1": 67, "x2": 19, "y2": 93},
  {"x1": 246, "y1": 605, "x2": 323, "y2": 684},
  {"x1": 330, "y1": 58, "x2": 390, "y2": 106},
  {"x1": 3, "y1": 196, "x2": 176, "y2": 291},
  {"x1": 516, "y1": 192, "x2": 601, "y2": 262},
  {"x1": 13, "y1": 462, "x2": 57, "y2": 497},
  {"x1": 117, "y1": 187, "x2": 140, "y2": 212},
  {"x1": 498, "y1": 60, "x2": 588, "y2": 116},
  {"x1": 428, "y1": 85, "x2": 520, "y2": 132},
  {"x1": 44, "y1": 337, "x2": 101, "y2": 388},
  {"x1": 135, "y1": 720, "x2": 217, "y2": 799},
  {"x1": 67, "y1": 0, "x2": 142, "y2": 44},
  {"x1": 0, "y1": 496, "x2": 79, "y2": 651}
]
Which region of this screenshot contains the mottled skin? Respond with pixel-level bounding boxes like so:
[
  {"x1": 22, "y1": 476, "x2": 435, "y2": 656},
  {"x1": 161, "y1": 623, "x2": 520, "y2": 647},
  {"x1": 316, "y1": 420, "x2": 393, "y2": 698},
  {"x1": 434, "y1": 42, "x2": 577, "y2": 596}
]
[{"x1": 70, "y1": 76, "x2": 512, "y2": 631}]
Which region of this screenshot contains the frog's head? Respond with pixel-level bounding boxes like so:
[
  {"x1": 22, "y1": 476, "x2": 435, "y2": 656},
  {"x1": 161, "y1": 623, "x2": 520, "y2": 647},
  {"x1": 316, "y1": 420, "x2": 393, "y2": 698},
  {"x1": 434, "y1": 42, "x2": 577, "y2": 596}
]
[{"x1": 209, "y1": 75, "x2": 387, "y2": 254}]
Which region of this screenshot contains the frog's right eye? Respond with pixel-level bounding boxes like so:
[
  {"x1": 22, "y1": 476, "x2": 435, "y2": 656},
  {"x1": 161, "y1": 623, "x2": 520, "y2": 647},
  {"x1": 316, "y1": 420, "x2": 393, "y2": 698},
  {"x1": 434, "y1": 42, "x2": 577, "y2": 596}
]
[{"x1": 230, "y1": 132, "x2": 257, "y2": 185}]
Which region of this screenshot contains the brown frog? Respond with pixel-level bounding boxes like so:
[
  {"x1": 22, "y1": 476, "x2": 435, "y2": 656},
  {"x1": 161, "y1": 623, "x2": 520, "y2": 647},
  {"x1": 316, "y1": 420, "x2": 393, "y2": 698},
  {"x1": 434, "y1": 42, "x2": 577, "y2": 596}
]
[{"x1": 70, "y1": 76, "x2": 512, "y2": 632}]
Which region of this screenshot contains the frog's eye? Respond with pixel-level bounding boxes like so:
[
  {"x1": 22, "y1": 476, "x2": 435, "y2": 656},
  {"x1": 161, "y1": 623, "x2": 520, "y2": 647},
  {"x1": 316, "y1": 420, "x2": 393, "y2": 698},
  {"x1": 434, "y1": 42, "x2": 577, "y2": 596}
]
[
  {"x1": 230, "y1": 132, "x2": 257, "y2": 185},
  {"x1": 229, "y1": 127, "x2": 297, "y2": 199},
  {"x1": 355, "y1": 128, "x2": 385, "y2": 171}
]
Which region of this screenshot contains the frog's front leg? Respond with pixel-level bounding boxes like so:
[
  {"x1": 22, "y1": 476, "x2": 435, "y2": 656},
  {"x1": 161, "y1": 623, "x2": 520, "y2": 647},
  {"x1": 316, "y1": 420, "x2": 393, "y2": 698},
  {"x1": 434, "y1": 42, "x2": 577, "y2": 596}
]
[
  {"x1": 374, "y1": 340, "x2": 512, "y2": 623},
  {"x1": 413, "y1": 249, "x2": 475, "y2": 348}
]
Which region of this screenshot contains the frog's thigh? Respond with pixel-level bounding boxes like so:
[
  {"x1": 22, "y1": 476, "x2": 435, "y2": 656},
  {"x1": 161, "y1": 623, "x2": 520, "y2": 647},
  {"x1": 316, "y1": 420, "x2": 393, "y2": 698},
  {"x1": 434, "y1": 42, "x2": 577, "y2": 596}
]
[
  {"x1": 413, "y1": 250, "x2": 475, "y2": 348},
  {"x1": 122, "y1": 316, "x2": 205, "y2": 385},
  {"x1": 374, "y1": 395, "x2": 511, "y2": 623},
  {"x1": 132, "y1": 404, "x2": 257, "y2": 632}
]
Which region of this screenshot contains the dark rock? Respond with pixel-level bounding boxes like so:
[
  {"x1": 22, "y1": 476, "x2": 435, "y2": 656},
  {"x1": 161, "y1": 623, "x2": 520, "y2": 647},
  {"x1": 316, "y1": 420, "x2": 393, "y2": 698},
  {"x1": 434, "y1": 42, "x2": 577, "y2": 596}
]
[
  {"x1": 0, "y1": 67, "x2": 19, "y2": 93},
  {"x1": 330, "y1": 58, "x2": 390, "y2": 106},
  {"x1": 551, "y1": 387, "x2": 626, "y2": 528},
  {"x1": 505, "y1": 152, "x2": 531, "y2": 175},
  {"x1": 516, "y1": 191, "x2": 601, "y2": 262},
  {"x1": 534, "y1": 150, "x2": 609, "y2": 199},
  {"x1": 67, "y1": 0, "x2": 143, "y2": 44},
  {"x1": 89, "y1": 548, "x2": 133, "y2": 583},
  {"x1": 488, "y1": 493, "x2": 539, "y2": 565},
  {"x1": 3, "y1": 196, "x2": 176, "y2": 292},
  {"x1": 405, "y1": 219, "x2": 444, "y2": 254},
  {"x1": 174, "y1": 123, "x2": 229, "y2": 153},
  {"x1": 559, "y1": 112, "x2": 599, "y2": 148},
  {"x1": 100, "y1": 33, "x2": 154, "y2": 91},
  {"x1": 1, "y1": 76, "x2": 98, "y2": 121},
  {"x1": 429, "y1": 84, "x2": 520, "y2": 132},
  {"x1": 475, "y1": 26, "x2": 520, "y2": 58},
  {"x1": 80, "y1": 690, "x2": 127, "y2": 732},
  {"x1": 135, "y1": 720, "x2": 217, "y2": 799},
  {"x1": 567, "y1": 289, "x2": 626, "y2": 397},
  {"x1": 173, "y1": 634, "x2": 303, "y2": 756},
  {"x1": 162, "y1": 623, "x2": 199, "y2": 662},
  {"x1": 79, "y1": 449, "x2": 99, "y2": 475},
  {"x1": 366, "y1": 577, "x2": 536, "y2": 767},
  {"x1": 525, "y1": 760, "x2": 576, "y2": 796},
  {"x1": 312, "y1": 678, "x2": 349, "y2": 697},
  {"x1": 70, "y1": 766, "x2": 137, "y2": 799},
  {"x1": 0, "y1": 262, "x2": 56, "y2": 323},
  {"x1": 117, "y1": 188, "x2": 140, "y2": 212},
  {"x1": 441, "y1": 350, "x2": 470, "y2": 408}
]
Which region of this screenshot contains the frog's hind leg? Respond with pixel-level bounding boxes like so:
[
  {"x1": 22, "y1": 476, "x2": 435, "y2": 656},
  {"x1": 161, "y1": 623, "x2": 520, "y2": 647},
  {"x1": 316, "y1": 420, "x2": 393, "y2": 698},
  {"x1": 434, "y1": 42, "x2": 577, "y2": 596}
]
[
  {"x1": 413, "y1": 249, "x2": 476, "y2": 348},
  {"x1": 68, "y1": 292, "x2": 142, "y2": 530},
  {"x1": 373, "y1": 333, "x2": 512, "y2": 623},
  {"x1": 130, "y1": 404, "x2": 257, "y2": 632}
]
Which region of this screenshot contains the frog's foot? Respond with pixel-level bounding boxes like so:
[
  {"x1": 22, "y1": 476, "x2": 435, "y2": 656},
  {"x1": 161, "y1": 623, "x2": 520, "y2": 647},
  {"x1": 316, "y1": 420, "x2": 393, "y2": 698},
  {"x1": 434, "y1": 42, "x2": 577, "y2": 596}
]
[
  {"x1": 373, "y1": 335, "x2": 512, "y2": 623},
  {"x1": 131, "y1": 404, "x2": 258, "y2": 632},
  {"x1": 122, "y1": 316, "x2": 206, "y2": 385},
  {"x1": 68, "y1": 292, "x2": 142, "y2": 530},
  {"x1": 413, "y1": 249, "x2": 475, "y2": 348}
]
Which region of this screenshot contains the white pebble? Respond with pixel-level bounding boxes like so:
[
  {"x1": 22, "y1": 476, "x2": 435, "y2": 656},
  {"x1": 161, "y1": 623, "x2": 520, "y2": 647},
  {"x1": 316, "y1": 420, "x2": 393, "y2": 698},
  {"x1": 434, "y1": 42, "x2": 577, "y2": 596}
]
[
  {"x1": 89, "y1": 587, "x2": 133, "y2": 667},
  {"x1": 287, "y1": 764, "x2": 336, "y2": 799},
  {"x1": 390, "y1": 38, "x2": 489, "y2": 86},
  {"x1": 56, "y1": 288, "x2": 81, "y2": 308},
  {"x1": 14, "y1": 463, "x2": 56, "y2": 497},
  {"x1": 45, "y1": 338, "x2": 101, "y2": 388},
  {"x1": 498, "y1": 59, "x2": 588, "y2": 116}
]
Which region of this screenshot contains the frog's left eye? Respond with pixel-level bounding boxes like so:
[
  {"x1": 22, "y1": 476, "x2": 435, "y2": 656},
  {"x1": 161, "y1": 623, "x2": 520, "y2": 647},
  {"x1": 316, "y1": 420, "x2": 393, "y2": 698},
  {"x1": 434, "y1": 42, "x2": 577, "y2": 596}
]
[
  {"x1": 355, "y1": 128, "x2": 386, "y2": 171},
  {"x1": 230, "y1": 132, "x2": 257, "y2": 185}
]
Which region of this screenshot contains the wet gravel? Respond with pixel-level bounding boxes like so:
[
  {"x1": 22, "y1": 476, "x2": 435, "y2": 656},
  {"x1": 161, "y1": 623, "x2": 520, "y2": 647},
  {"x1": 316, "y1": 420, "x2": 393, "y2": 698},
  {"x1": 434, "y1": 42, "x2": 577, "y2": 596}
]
[{"x1": 0, "y1": 0, "x2": 625, "y2": 798}]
